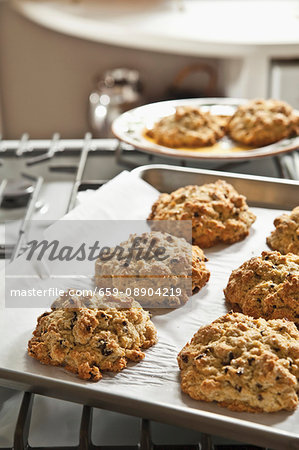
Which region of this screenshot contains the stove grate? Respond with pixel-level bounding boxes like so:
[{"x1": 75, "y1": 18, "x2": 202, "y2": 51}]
[
  {"x1": 0, "y1": 133, "x2": 112, "y2": 259},
  {"x1": 6, "y1": 392, "x2": 265, "y2": 450}
]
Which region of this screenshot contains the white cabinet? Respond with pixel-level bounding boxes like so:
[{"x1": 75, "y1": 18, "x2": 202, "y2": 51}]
[{"x1": 271, "y1": 61, "x2": 299, "y2": 109}]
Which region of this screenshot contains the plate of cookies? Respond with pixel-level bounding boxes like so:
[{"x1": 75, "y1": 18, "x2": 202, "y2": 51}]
[{"x1": 112, "y1": 97, "x2": 299, "y2": 160}]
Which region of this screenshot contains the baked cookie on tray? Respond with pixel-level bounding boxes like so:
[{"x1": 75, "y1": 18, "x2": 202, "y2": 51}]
[
  {"x1": 148, "y1": 180, "x2": 256, "y2": 248},
  {"x1": 267, "y1": 206, "x2": 299, "y2": 255},
  {"x1": 177, "y1": 312, "x2": 299, "y2": 412},
  {"x1": 95, "y1": 231, "x2": 210, "y2": 308},
  {"x1": 224, "y1": 251, "x2": 299, "y2": 326},
  {"x1": 227, "y1": 99, "x2": 299, "y2": 147},
  {"x1": 28, "y1": 290, "x2": 157, "y2": 381},
  {"x1": 146, "y1": 106, "x2": 225, "y2": 148}
]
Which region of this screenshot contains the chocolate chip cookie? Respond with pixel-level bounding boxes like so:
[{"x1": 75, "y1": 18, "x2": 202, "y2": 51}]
[
  {"x1": 146, "y1": 106, "x2": 225, "y2": 148},
  {"x1": 148, "y1": 180, "x2": 256, "y2": 248},
  {"x1": 224, "y1": 251, "x2": 299, "y2": 326},
  {"x1": 178, "y1": 312, "x2": 299, "y2": 412},
  {"x1": 28, "y1": 291, "x2": 157, "y2": 381},
  {"x1": 227, "y1": 99, "x2": 299, "y2": 147},
  {"x1": 267, "y1": 207, "x2": 299, "y2": 255},
  {"x1": 95, "y1": 231, "x2": 210, "y2": 308}
]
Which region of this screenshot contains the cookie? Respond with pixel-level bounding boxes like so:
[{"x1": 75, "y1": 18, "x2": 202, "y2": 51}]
[
  {"x1": 227, "y1": 99, "x2": 299, "y2": 147},
  {"x1": 177, "y1": 312, "x2": 299, "y2": 412},
  {"x1": 28, "y1": 290, "x2": 157, "y2": 381},
  {"x1": 95, "y1": 231, "x2": 210, "y2": 308},
  {"x1": 224, "y1": 251, "x2": 299, "y2": 326},
  {"x1": 267, "y1": 207, "x2": 299, "y2": 255},
  {"x1": 148, "y1": 180, "x2": 256, "y2": 248},
  {"x1": 146, "y1": 106, "x2": 225, "y2": 148}
]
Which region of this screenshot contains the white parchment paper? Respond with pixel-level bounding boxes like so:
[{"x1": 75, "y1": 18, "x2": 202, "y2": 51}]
[{"x1": 0, "y1": 169, "x2": 298, "y2": 447}]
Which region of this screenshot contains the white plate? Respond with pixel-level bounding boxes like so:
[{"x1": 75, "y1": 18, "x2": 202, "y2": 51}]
[{"x1": 112, "y1": 98, "x2": 299, "y2": 161}]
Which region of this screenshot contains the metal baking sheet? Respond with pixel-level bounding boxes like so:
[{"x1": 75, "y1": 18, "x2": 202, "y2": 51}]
[
  {"x1": 134, "y1": 164, "x2": 299, "y2": 209},
  {"x1": 0, "y1": 165, "x2": 299, "y2": 450}
]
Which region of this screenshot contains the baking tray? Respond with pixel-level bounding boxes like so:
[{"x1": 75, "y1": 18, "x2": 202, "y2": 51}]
[
  {"x1": 133, "y1": 164, "x2": 299, "y2": 209},
  {"x1": 0, "y1": 165, "x2": 299, "y2": 450}
]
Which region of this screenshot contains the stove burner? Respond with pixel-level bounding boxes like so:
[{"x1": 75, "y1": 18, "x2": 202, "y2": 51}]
[{"x1": 1, "y1": 180, "x2": 33, "y2": 209}]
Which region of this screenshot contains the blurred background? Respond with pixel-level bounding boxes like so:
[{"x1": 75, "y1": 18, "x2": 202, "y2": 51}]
[{"x1": 0, "y1": 0, "x2": 299, "y2": 138}]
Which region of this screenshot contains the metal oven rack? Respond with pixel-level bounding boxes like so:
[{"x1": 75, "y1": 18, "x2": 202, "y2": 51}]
[{"x1": 5, "y1": 392, "x2": 265, "y2": 450}]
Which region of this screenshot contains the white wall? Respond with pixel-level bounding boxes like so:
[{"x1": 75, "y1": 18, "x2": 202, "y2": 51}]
[{"x1": 0, "y1": 2, "x2": 221, "y2": 138}]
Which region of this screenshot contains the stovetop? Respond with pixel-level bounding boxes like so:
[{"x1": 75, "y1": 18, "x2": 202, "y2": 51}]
[{"x1": 0, "y1": 135, "x2": 296, "y2": 450}]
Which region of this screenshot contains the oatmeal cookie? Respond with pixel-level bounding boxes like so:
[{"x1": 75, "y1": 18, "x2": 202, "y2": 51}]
[
  {"x1": 227, "y1": 99, "x2": 299, "y2": 147},
  {"x1": 148, "y1": 180, "x2": 256, "y2": 248},
  {"x1": 147, "y1": 106, "x2": 225, "y2": 148},
  {"x1": 95, "y1": 231, "x2": 210, "y2": 308},
  {"x1": 267, "y1": 207, "x2": 299, "y2": 255},
  {"x1": 28, "y1": 291, "x2": 157, "y2": 381},
  {"x1": 177, "y1": 312, "x2": 299, "y2": 412},
  {"x1": 224, "y1": 251, "x2": 299, "y2": 326}
]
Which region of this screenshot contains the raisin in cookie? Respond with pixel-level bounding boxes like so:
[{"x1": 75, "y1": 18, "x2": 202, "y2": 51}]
[
  {"x1": 224, "y1": 251, "x2": 299, "y2": 326},
  {"x1": 146, "y1": 106, "x2": 225, "y2": 148},
  {"x1": 267, "y1": 207, "x2": 299, "y2": 255},
  {"x1": 178, "y1": 312, "x2": 299, "y2": 412},
  {"x1": 227, "y1": 99, "x2": 299, "y2": 147},
  {"x1": 28, "y1": 291, "x2": 157, "y2": 381},
  {"x1": 95, "y1": 231, "x2": 210, "y2": 308},
  {"x1": 148, "y1": 180, "x2": 256, "y2": 248}
]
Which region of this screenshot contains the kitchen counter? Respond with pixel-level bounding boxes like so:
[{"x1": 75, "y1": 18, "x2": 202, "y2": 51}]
[
  {"x1": 11, "y1": 0, "x2": 299, "y2": 57},
  {"x1": 11, "y1": 0, "x2": 299, "y2": 98}
]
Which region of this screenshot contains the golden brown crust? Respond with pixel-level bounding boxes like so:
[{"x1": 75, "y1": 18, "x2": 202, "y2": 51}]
[
  {"x1": 95, "y1": 231, "x2": 210, "y2": 308},
  {"x1": 28, "y1": 291, "x2": 157, "y2": 381},
  {"x1": 147, "y1": 106, "x2": 225, "y2": 148},
  {"x1": 177, "y1": 312, "x2": 299, "y2": 412},
  {"x1": 224, "y1": 251, "x2": 299, "y2": 326},
  {"x1": 267, "y1": 207, "x2": 299, "y2": 255},
  {"x1": 192, "y1": 245, "x2": 210, "y2": 294},
  {"x1": 227, "y1": 99, "x2": 299, "y2": 147},
  {"x1": 148, "y1": 180, "x2": 256, "y2": 248}
]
